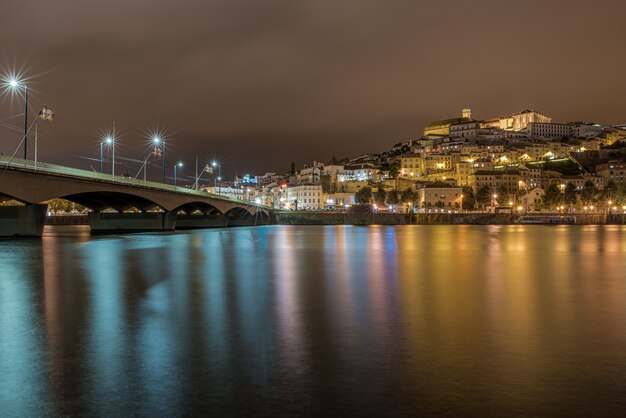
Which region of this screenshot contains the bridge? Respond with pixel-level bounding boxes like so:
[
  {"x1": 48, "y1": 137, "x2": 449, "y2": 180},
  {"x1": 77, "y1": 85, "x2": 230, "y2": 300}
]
[{"x1": 0, "y1": 155, "x2": 272, "y2": 236}]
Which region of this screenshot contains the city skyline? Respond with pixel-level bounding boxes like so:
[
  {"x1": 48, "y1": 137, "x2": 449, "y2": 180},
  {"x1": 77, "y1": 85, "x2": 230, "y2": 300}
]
[{"x1": 1, "y1": 0, "x2": 626, "y2": 176}]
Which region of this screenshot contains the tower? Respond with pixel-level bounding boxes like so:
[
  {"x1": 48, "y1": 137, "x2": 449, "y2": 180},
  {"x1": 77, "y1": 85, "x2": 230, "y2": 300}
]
[{"x1": 462, "y1": 108, "x2": 471, "y2": 119}]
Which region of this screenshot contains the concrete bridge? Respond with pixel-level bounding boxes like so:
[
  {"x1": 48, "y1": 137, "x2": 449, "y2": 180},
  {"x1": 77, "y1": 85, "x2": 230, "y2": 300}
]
[{"x1": 0, "y1": 156, "x2": 272, "y2": 236}]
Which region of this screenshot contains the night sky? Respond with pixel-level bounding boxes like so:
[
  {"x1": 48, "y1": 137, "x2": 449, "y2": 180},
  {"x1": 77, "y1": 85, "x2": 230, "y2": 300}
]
[{"x1": 1, "y1": 0, "x2": 625, "y2": 179}]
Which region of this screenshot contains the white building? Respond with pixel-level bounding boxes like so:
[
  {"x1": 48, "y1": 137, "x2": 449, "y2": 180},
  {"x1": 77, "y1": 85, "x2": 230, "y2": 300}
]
[
  {"x1": 572, "y1": 123, "x2": 603, "y2": 139},
  {"x1": 297, "y1": 162, "x2": 324, "y2": 184},
  {"x1": 321, "y1": 164, "x2": 345, "y2": 182},
  {"x1": 527, "y1": 122, "x2": 573, "y2": 139},
  {"x1": 287, "y1": 184, "x2": 322, "y2": 210},
  {"x1": 519, "y1": 187, "x2": 545, "y2": 212},
  {"x1": 337, "y1": 166, "x2": 381, "y2": 182},
  {"x1": 449, "y1": 120, "x2": 483, "y2": 140},
  {"x1": 202, "y1": 186, "x2": 244, "y2": 200}
]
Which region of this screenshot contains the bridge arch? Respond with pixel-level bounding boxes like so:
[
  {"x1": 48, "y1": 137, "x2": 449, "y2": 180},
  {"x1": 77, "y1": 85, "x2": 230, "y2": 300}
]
[
  {"x1": 225, "y1": 206, "x2": 254, "y2": 218},
  {"x1": 225, "y1": 206, "x2": 271, "y2": 225},
  {"x1": 59, "y1": 191, "x2": 163, "y2": 213},
  {"x1": 173, "y1": 201, "x2": 223, "y2": 215},
  {"x1": 0, "y1": 192, "x2": 29, "y2": 205}
]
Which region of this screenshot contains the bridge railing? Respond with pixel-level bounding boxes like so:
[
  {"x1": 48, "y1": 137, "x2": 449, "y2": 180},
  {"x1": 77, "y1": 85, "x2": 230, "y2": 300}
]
[{"x1": 0, "y1": 155, "x2": 264, "y2": 207}]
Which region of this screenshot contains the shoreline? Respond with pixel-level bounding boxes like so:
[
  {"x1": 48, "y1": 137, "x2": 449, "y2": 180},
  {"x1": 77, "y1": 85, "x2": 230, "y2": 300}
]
[
  {"x1": 274, "y1": 211, "x2": 626, "y2": 225},
  {"x1": 42, "y1": 212, "x2": 626, "y2": 228}
]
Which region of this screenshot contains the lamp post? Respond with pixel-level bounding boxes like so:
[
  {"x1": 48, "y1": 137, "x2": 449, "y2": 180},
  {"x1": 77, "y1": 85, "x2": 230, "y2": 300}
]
[
  {"x1": 153, "y1": 136, "x2": 165, "y2": 183},
  {"x1": 7, "y1": 78, "x2": 28, "y2": 159},
  {"x1": 105, "y1": 136, "x2": 115, "y2": 176},
  {"x1": 99, "y1": 141, "x2": 104, "y2": 173},
  {"x1": 212, "y1": 161, "x2": 221, "y2": 194},
  {"x1": 174, "y1": 162, "x2": 183, "y2": 186}
]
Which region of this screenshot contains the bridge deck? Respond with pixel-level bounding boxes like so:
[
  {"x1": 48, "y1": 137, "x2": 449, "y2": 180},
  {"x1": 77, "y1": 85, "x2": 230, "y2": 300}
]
[{"x1": 0, "y1": 155, "x2": 269, "y2": 209}]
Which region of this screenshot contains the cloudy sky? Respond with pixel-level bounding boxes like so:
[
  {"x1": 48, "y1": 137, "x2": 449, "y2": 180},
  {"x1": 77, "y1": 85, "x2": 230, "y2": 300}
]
[{"x1": 1, "y1": 0, "x2": 625, "y2": 179}]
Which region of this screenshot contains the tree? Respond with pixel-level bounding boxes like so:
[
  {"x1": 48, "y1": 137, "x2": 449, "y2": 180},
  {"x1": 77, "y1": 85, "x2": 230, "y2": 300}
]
[
  {"x1": 564, "y1": 183, "x2": 577, "y2": 205},
  {"x1": 401, "y1": 188, "x2": 419, "y2": 212},
  {"x1": 615, "y1": 183, "x2": 626, "y2": 206},
  {"x1": 290, "y1": 162, "x2": 296, "y2": 176},
  {"x1": 461, "y1": 186, "x2": 476, "y2": 211},
  {"x1": 386, "y1": 190, "x2": 400, "y2": 206},
  {"x1": 476, "y1": 186, "x2": 492, "y2": 210},
  {"x1": 496, "y1": 184, "x2": 509, "y2": 205},
  {"x1": 355, "y1": 186, "x2": 372, "y2": 204},
  {"x1": 603, "y1": 180, "x2": 617, "y2": 201},
  {"x1": 374, "y1": 187, "x2": 387, "y2": 205},
  {"x1": 581, "y1": 180, "x2": 597, "y2": 204},
  {"x1": 543, "y1": 183, "x2": 561, "y2": 208}
]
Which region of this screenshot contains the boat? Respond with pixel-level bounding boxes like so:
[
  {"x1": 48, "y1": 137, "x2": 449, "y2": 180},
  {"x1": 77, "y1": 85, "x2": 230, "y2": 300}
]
[{"x1": 518, "y1": 215, "x2": 576, "y2": 224}]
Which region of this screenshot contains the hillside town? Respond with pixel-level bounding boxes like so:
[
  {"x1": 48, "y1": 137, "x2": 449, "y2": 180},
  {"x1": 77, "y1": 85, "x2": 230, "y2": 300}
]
[{"x1": 204, "y1": 108, "x2": 626, "y2": 213}]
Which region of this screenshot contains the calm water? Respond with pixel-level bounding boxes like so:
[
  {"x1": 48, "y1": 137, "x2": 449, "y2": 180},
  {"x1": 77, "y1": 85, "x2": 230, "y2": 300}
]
[{"x1": 1, "y1": 225, "x2": 626, "y2": 417}]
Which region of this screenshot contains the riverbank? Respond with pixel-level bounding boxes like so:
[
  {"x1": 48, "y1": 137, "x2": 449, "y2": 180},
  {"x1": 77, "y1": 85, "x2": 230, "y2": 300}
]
[
  {"x1": 45, "y1": 212, "x2": 626, "y2": 227},
  {"x1": 275, "y1": 211, "x2": 626, "y2": 225}
]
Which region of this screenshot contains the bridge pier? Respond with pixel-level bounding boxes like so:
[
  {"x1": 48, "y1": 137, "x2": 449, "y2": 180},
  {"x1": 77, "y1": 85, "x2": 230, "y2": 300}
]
[
  {"x1": 0, "y1": 204, "x2": 48, "y2": 237},
  {"x1": 228, "y1": 217, "x2": 259, "y2": 227},
  {"x1": 175, "y1": 214, "x2": 229, "y2": 229},
  {"x1": 88, "y1": 211, "x2": 177, "y2": 234}
]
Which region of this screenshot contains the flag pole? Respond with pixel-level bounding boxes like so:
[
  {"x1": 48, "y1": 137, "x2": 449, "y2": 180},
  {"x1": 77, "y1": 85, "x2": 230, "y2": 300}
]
[
  {"x1": 112, "y1": 121, "x2": 116, "y2": 177},
  {"x1": 23, "y1": 86, "x2": 28, "y2": 159},
  {"x1": 34, "y1": 123, "x2": 38, "y2": 167}
]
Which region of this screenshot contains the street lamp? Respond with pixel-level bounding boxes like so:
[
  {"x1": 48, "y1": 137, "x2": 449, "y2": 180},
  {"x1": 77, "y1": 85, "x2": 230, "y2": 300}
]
[
  {"x1": 100, "y1": 135, "x2": 115, "y2": 175},
  {"x1": 6, "y1": 77, "x2": 28, "y2": 159},
  {"x1": 99, "y1": 141, "x2": 104, "y2": 173},
  {"x1": 174, "y1": 161, "x2": 183, "y2": 186},
  {"x1": 212, "y1": 160, "x2": 221, "y2": 194},
  {"x1": 106, "y1": 136, "x2": 115, "y2": 176},
  {"x1": 153, "y1": 136, "x2": 165, "y2": 183}
]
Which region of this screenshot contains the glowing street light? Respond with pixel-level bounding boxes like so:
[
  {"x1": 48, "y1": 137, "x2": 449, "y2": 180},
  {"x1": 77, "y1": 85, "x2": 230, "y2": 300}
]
[
  {"x1": 105, "y1": 135, "x2": 115, "y2": 176},
  {"x1": 152, "y1": 135, "x2": 166, "y2": 182},
  {"x1": 212, "y1": 160, "x2": 222, "y2": 194},
  {"x1": 174, "y1": 161, "x2": 183, "y2": 186},
  {"x1": 5, "y1": 76, "x2": 29, "y2": 159}
]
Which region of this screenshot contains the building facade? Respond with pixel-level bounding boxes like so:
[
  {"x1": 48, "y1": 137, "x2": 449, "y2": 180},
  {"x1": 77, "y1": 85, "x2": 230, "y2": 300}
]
[{"x1": 287, "y1": 184, "x2": 323, "y2": 210}]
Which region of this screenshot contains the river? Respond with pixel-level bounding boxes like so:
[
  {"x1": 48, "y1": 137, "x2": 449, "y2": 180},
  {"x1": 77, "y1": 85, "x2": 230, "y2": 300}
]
[{"x1": 1, "y1": 225, "x2": 626, "y2": 417}]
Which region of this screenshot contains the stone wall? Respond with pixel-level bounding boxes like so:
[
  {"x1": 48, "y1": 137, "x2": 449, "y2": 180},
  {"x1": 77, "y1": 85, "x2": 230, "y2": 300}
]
[
  {"x1": 275, "y1": 212, "x2": 410, "y2": 225},
  {"x1": 276, "y1": 211, "x2": 626, "y2": 225}
]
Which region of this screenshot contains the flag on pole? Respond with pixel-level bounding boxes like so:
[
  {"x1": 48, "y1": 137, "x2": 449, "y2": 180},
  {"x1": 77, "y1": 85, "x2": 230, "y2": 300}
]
[
  {"x1": 152, "y1": 146, "x2": 162, "y2": 157},
  {"x1": 204, "y1": 164, "x2": 213, "y2": 174},
  {"x1": 38, "y1": 104, "x2": 55, "y2": 122}
]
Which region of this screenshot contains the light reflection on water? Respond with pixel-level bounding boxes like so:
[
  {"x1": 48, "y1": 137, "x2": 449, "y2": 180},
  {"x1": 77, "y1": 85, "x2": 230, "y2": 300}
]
[{"x1": 1, "y1": 225, "x2": 626, "y2": 416}]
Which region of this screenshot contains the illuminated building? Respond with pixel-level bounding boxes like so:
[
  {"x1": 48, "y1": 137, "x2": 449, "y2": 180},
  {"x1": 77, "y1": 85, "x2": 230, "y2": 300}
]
[
  {"x1": 596, "y1": 160, "x2": 626, "y2": 184},
  {"x1": 287, "y1": 184, "x2": 322, "y2": 210},
  {"x1": 423, "y1": 109, "x2": 473, "y2": 136},
  {"x1": 416, "y1": 182, "x2": 463, "y2": 210},
  {"x1": 511, "y1": 109, "x2": 551, "y2": 131},
  {"x1": 527, "y1": 122, "x2": 573, "y2": 139},
  {"x1": 399, "y1": 153, "x2": 420, "y2": 177}
]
